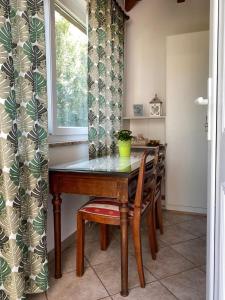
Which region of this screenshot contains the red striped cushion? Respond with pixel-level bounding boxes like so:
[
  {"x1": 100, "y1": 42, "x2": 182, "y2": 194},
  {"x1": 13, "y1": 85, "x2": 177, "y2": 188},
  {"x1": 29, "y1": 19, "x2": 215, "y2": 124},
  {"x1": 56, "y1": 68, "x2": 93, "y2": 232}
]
[
  {"x1": 79, "y1": 197, "x2": 151, "y2": 218},
  {"x1": 79, "y1": 198, "x2": 120, "y2": 218}
]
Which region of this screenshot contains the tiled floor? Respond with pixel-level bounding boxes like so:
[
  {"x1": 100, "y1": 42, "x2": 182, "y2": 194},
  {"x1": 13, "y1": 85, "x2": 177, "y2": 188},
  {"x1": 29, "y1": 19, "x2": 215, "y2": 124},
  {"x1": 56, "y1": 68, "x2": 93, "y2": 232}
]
[{"x1": 28, "y1": 211, "x2": 206, "y2": 300}]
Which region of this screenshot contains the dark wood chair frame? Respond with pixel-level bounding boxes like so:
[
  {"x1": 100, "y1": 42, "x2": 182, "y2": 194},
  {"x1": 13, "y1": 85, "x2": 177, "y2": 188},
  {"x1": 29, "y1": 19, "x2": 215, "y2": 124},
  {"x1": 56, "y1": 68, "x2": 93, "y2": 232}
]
[{"x1": 76, "y1": 150, "x2": 158, "y2": 289}]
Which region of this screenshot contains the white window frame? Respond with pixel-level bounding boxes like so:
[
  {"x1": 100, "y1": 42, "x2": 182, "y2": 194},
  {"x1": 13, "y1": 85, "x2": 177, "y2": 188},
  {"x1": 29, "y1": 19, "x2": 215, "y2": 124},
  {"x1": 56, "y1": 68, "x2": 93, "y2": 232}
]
[{"x1": 44, "y1": 0, "x2": 88, "y2": 136}]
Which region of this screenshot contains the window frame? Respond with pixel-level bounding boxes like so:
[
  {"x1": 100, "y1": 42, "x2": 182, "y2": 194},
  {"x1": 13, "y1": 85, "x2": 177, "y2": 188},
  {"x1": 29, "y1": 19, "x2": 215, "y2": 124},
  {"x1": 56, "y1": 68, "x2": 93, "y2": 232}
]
[{"x1": 44, "y1": 0, "x2": 88, "y2": 136}]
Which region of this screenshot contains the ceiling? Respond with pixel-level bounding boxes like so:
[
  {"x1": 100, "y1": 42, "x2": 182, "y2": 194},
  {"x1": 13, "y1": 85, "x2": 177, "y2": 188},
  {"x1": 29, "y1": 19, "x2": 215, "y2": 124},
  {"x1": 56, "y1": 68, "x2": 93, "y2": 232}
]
[{"x1": 124, "y1": 0, "x2": 186, "y2": 11}]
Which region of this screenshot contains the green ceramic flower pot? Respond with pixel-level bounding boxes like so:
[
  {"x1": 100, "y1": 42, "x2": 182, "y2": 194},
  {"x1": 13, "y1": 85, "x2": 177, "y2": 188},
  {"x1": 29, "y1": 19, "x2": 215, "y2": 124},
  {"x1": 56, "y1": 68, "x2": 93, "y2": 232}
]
[{"x1": 118, "y1": 140, "x2": 131, "y2": 157}]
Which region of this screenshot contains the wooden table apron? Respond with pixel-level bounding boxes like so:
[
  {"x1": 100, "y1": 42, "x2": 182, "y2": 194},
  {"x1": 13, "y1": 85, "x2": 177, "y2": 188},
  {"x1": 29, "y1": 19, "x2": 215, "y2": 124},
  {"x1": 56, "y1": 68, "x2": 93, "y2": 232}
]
[{"x1": 49, "y1": 170, "x2": 135, "y2": 296}]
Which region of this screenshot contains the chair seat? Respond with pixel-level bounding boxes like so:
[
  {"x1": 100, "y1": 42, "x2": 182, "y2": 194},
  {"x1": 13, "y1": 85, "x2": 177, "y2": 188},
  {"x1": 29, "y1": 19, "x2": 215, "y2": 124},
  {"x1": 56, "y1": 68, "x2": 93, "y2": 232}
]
[{"x1": 79, "y1": 197, "x2": 151, "y2": 218}]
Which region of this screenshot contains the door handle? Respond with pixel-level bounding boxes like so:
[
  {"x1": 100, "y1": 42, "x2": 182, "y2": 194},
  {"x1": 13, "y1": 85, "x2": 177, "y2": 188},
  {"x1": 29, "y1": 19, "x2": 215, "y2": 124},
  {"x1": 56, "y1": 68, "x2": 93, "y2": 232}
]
[
  {"x1": 207, "y1": 78, "x2": 212, "y2": 141},
  {"x1": 194, "y1": 97, "x2": 209, "y2": 105}
]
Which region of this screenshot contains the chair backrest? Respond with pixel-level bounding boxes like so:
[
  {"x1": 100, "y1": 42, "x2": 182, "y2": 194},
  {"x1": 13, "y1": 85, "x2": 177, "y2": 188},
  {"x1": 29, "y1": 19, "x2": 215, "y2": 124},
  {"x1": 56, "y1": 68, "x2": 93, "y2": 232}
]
[{"x1": 133, "y1": 147, "x2": 159, "y2": 214}]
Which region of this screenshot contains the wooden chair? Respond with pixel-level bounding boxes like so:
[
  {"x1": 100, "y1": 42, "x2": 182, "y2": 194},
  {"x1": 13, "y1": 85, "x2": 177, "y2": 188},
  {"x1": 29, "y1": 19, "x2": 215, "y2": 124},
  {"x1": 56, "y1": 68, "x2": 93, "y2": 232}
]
[
  {"x1": 76, "y1": 150, "x2": 158, "y2": 288},
  {"x1": 155, "y1": 144, "x2": 166, "y2": 235},
  {"x1": 155, "y1": 155, "x2": 165, "y2": 235}
]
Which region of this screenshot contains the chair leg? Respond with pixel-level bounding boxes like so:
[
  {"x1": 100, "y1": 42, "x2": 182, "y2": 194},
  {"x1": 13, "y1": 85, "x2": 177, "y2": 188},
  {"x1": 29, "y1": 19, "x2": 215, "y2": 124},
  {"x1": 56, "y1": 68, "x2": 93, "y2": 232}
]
[
  {"x1": 156, "y1": 197, "x2": 164, "y2": 234},
  {"x1": 100, "y1": 224, "x2": 110, "y2": 250},
  {"x1": 152, "y1": 202, "x2": 158, "y2": 253},
  {"x1": 147, "y1": 206, "x2": 157, "y2": 260},
  {"x1": 155, "y1": 203, "x2": 160, "y2": 229},
  {"x1": 76, "y1": 212, "x2": 85, "y2": 277},
  {"x1": 132, "y1": 218, "x2": 145, "y2": 288}
]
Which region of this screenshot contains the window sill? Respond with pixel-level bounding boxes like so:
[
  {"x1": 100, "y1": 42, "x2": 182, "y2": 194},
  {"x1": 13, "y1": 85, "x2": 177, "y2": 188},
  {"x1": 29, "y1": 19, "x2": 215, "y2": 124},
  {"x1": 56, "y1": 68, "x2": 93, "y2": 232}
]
[{"x1": 48, "y1": 135, "x2": 88, "y2": 148}]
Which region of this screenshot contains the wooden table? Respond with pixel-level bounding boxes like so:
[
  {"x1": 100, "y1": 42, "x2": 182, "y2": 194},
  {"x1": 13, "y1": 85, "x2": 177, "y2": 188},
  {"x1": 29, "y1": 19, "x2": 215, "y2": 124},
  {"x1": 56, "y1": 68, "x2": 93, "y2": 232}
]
[{"x1": 49, "y1": 154, "x2": 154, "y2": 296}]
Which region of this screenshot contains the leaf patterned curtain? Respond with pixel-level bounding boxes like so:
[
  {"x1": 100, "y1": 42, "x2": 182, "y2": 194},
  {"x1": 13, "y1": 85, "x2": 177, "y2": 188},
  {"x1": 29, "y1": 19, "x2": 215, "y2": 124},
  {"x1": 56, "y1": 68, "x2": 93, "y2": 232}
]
[
  {"x1": 88, "y1": 0, "x2": 126, "y2": 157},
  {"x1": 0, "y1": 1, "x2": 48, "y2": 299}
]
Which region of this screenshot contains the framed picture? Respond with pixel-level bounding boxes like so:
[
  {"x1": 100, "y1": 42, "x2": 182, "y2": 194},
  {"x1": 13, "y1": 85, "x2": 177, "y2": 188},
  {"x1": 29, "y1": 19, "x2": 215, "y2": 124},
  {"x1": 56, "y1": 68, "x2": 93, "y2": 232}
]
[{"x1": 133, "y1": 104, "x2": 144, "y2": 116}]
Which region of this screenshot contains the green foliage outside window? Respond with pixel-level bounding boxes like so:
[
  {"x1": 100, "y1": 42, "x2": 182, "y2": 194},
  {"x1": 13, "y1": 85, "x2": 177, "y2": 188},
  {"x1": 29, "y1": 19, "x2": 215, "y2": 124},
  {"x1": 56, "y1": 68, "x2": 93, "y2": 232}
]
[{"x1": 55, "y1": 11, "x2": 88, "y2": 128}]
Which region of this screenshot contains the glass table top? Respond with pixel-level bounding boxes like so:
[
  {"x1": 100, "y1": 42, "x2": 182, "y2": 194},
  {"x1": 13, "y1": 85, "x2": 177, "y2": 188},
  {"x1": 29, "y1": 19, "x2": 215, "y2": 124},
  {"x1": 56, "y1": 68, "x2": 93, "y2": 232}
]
[{"x1": 49, "y1": 153, "x2": 154, "y2": 175}]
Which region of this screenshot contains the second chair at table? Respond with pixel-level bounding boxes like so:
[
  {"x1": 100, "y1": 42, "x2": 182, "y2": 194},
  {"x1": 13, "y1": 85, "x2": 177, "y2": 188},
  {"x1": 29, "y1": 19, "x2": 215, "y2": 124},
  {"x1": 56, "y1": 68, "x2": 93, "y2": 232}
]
[{"x1": 76, "y1": 150, "x2": 158, "y2": 288}]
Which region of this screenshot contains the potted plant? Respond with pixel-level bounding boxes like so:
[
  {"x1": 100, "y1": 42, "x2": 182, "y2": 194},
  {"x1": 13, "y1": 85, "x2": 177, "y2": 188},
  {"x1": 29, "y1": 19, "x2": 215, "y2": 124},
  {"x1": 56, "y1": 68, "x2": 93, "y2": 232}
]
[{"x1": 115, "y1": 130, "x2": 133, "y2": 157}]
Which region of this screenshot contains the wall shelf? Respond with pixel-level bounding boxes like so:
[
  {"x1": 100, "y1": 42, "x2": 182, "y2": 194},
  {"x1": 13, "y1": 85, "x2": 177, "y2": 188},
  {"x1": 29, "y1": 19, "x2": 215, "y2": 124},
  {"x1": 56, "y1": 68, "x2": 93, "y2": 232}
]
[{"x1": 123, "y1": 116, "x2": 166, "y2": 120}]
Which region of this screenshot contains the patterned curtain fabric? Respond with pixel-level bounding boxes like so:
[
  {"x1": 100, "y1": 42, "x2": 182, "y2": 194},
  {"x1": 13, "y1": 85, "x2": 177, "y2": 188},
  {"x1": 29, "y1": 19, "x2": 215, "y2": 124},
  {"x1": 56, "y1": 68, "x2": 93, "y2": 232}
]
[
  {"x1": 88, "y1": 0, "x2": 126, "y2": 157},
  {"x1": 0, "y1": 1, "x2": 48, "y2": 299}
]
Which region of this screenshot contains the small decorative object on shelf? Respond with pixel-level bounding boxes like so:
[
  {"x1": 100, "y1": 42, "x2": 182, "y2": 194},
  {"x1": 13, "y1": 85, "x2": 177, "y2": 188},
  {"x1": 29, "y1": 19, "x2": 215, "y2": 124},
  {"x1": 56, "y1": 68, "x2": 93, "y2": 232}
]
[
  {"x1": 149, "y1": 94, "x2": 163, "y2": 116},
  {"x1": 115, "y1": 130, "x2": 133, "y2": 157},
  {"x1": 133, "y1": 104, "x2": 144, "y2": 116},
  {"x1": 147, "y1": 140, "x2": 160, "y2": 147},
  {"x1": 132, "y1": 134, "x2": 148, "y2": 146}
]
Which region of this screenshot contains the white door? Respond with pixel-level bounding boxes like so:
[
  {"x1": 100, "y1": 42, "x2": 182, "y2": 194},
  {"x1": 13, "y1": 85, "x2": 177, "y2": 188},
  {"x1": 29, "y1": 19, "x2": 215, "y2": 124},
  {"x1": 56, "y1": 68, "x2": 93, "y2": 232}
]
[
  {"x1": 166, "y1": 31, "x2": 208, "y2": 214},
  {"x1": 207, "y1": 0, "x2": 225, "y2": 299}
]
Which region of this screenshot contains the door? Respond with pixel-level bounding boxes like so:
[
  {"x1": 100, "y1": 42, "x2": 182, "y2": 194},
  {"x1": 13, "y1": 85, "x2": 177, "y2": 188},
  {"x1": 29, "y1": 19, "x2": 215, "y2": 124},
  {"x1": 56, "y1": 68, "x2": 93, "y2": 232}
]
[
  {"x1": 207, "y1": 0, "x2": 225, "y2": 299},
  {"x1": 166, "y1": 31, "x2": 208, "y2": 214}
]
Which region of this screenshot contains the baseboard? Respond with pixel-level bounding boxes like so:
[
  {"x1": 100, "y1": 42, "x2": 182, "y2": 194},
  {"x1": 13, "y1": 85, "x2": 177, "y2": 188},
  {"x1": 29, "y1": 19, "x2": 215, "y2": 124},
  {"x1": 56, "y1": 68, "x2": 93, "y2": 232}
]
[{"x1": 165, "y1": 203, "x2": 207, "y2": 215}]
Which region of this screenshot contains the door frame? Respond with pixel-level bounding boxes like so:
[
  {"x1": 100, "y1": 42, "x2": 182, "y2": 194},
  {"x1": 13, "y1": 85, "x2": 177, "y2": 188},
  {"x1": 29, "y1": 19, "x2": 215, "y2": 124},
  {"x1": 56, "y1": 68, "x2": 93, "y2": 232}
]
[{"x1": 207, "y1": 0, "x2": 225, "y2": 299}]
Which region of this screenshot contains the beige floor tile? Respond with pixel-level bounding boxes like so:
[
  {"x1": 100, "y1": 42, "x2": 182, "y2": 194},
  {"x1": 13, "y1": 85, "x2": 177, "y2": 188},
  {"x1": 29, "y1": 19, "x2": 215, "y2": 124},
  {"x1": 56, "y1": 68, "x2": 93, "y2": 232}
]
[
  {"x1": 141, "y1": 223, "x2": 169, "y2": 250},
  {"x1": 199, "y1": 265, "x2": 206, "y2": 273},
  {"x1": 158, "y1": 224, "x2": 196, "y2": 245},
  {"x1": 49, "y1": 243, "x2": 89, "y2": 277},
  {"x1": 47, "y1": 268, "x2": 108, "y2": 300},
  {"x1": 112, "y1": 281, "x2": 176, "y2": 300},
  {"x1": 112, "y1": 224, "x2": 167, "y2": 256},
  {"x1": 163, "y1": 211, "x2": 198, "y2": 225},
  {"x1": 85, "y1": 239, "x2": 121, "y2": 266},
  {"x1": 172, "y1": 238, "x2": 206, "y2": 265},
  {"x1": 85, "y1": 222, "x2": 103, "y2": 243},
  {"x1": 161, "y1": 268, "x2": 206, "y2": 300},
  {"x1": 178, "y1": 218, "x2": 207, "y2": 237},
  {"x1": 162, "y1": 218, "x2": 172, "y2": 227},
  {"x1": 143, "y1": 246, "x2": 194, "y2": 279},
  {"x1": 93, "y1": 255, "x2": 156, "y2": 295},
  {"x1": 128, "y1": 234, "x2": 168, "y2": 257},
  {"x1": 27, "y1": 293, "x2": 47, "y2": 300}
]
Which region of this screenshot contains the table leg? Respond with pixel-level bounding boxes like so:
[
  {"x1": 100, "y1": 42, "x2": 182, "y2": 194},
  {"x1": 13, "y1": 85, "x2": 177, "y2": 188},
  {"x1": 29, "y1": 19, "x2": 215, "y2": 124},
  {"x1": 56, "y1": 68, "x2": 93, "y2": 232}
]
[
  {"x1": 120, "y1": 203, "x2": 129, "y2": 297},
  {"x1": 52, "y1": 193, "x2": 62, "y2": 279}
]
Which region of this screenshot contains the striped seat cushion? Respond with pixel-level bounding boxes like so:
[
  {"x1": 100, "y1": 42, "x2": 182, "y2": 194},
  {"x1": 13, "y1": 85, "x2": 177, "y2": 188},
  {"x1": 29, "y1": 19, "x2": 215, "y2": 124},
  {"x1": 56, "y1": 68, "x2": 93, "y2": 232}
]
[{"x1": 79, "y1": 197, "x2": 151, "y2": 218}]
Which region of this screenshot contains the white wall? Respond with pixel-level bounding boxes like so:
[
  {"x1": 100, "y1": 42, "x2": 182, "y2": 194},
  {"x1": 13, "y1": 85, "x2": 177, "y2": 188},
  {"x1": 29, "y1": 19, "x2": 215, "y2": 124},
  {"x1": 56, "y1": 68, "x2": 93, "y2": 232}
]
[
  {"x1": 47, "y1": 143, "x2": 89, "y2": 251},
  {"x1": 124, "y1": 0, "x2": 210, "y2": 142},
  {"x1": 166, "y1": 31, "x2": 208, "y2": 214}
]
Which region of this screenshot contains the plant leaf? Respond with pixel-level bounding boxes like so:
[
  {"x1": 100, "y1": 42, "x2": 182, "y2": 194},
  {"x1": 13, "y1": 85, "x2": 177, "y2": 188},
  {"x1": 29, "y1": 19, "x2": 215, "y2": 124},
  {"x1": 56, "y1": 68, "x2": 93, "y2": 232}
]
[
  {"x1": 0, "y1": 194, "x2": 5, "y2": 212},
  {"x1": 7, "y1": 123, "x2": 21, "y2": 153},
  {"x1": 33, "y1": 208, "x2": 46, "y2": 235},
  {"x1": 31, "y1": 179, "x2": 47, "y2": 206},
  {"x1": 25, "y1": 71, "x2": 46, "y2": 96},
  {"x1": 27, "y1": 0, "x2": 43, "y2": 15},
  {"x1": 1, "y1": 57, "x2": 17, "y2": 87},
  {"x1": 2, "y1": 240, "x2": 22, "y2": 269},
  {"x1": 23, "y1": 42, "x2": 45, "y2": 69},
  {"x1": 13, "y1": 187, "x2": 26, "y2": 209},
  {"x1": 27, "y1": 123, "x2": 47, "y2": 145},
  {"x1": 26, "y1": 96, "x2": 47, "y2": 121},
  {"x1": 0, "y1": 290, "x2": 9, "y2": 300},
  {"x1": 0, "y1": 226, "x2": 8, "y2": 250},
  {"x1": 0, "y1": 22, "x2": 13, "y2": 52},
  {"x1": 0, "y1": 257, "x2": 11, "y2": 285},
  {"x1": 0, "y1": 206, "x2": 20, "y2": 236},
  {"x1": 5, "y1": 90, "x2": 19, "y2": 120},
  {"x1": 4, "y1": 272, "x2": 25, "y2": 300},
  {"x1": 35, "y1": 263, "x2": 48, "y2": 291},
  {"x1": 9, "y1": 158, "x2": 21, "y2": 186},
  {"x1": 29, "y1": 17, "x2": 44, "y2": 43},
  {"x1": 34, "y1": 236, "x2": 47, "y2": 262}
]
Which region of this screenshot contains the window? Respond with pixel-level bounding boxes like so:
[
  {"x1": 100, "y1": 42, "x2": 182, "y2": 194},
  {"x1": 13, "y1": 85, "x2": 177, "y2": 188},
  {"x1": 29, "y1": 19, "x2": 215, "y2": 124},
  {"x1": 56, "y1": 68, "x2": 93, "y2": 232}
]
[{"x1": 45, "y1": 0, "x2": 88, "y2": 135}]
